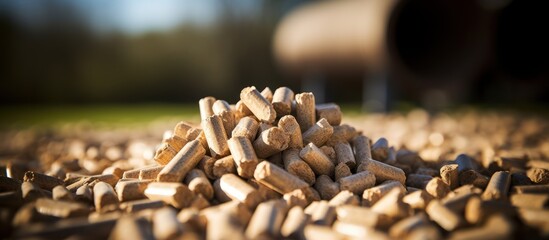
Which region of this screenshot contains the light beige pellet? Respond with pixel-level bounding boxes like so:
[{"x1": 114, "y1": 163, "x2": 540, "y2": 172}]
[
  {"x1": 302, "y1": 118, "x2": 333, "y2": 147},
  {"x1": 510, "y1": 193, "x2": 549, "y2": 209},
  {"x1": 338, "y1": 170, "x2": 376, "y2": 195},
  {"x1": 231, "y1": 116, "x2": 260, "y2": 142},
  {"x1": 389, "y1": 213, "x2": 432, "y2": 239},
  {"x1": 245, "y1": 200, "x2": 287, "y2": 239},
  {"x1": 177, "y1": 208, "x2": 207, "y2": 231},
  {"x1": 235, "y1": 100, "x2": 253, "y2": 119},
  {"x1": 144, "y1": 182, "x2": 194, "y2": 209},
  {"x1": 334, "y1": 162, "x2": 352, "y2": 182},
  {"x1": 328, "y1": 190, "x2": 359, "y2": 206},
  {"x1": 173, "y1": 121, "x2": 193, "y2": 139},
  {"x1": 163, "y1": 135, "x2": 187, "y2": 152},
  {"x1": 202, "y1": 115, "x2": 230, "y2": 157},
  {"x1": 300, "y1": 143, "x2": 335, "y2": 177},
  {"x1": 253, "y1": 161, "x2": 309, "y2": 194},
  {"x1": 334, "y1": 142, "x2": 356, "y2": 169},
  {"x1": 441, "y1": 191, "x2": 477, "y2": 213},
  {"x1": 281, "y1": 206, "x2": 310, "y2": 239},
  {"x1": 228, "y1": 136, "x2": 259, "y2": 179},
  {"x1": 440, "y1": 164, "x2": 459, "y2": 190},
  {"x1": 357, "y1": 158, "x2": 406, "y2": 185},
  {"x1": 426, "y1": 200, "x2": 465, "y2": 231},
  {"x1": 283, "y1": 188, "x2": 309, "y2": 208},
  {"x1": 110, "y1": 216, "x2": 154, "y2": 240},
  {"x1": 527, "y1": 167, "x2": 549, "y2": 184},
  {"x1": 248, "y1": 178, "x2": 283, "y2": 201},
  {"x1": 219, "y1": 173, "x2": 263, "y2": 209},
  {"x1": 272, "y1": 87, "x2": 294, "y2": 116},
  {"x1": 138, "y1": 166, "x2": 164, "y2": 180},
  {"x1": 52, "y1": 185, "x2": 74, "y2": 201},
  {"x1": 154, "y1": 143, "x2": 179, "y2": 165},
  {"x1": 102, "y1": 166, "x2": 124, "y2": 179},
  {"x1": 240, "y1": 86, "x2": 276, "y2": 123},
  {"x1": 335, "y1": 204, "x2": 392, "y2": 229},
  {"x1": 282, "y1": 148, "x2": 316, "y2": 185},
  {"x1": 253, "y1": 127, "x2": 289, "y2": 158},
  {"x1": 277, "y1": 115, "x2": 303, "y2": 149},
  {"x1": 295, "y1": 92, "x2": 315, "y2": 132},
  {"x1": 403, "y1": 190, "x2": 434, "y2": 210},
  {"x1": 310, "y1": 200, "x2": 336, "y2": 225},
  {"x1": 201, "y1": 200, "x2": 253, "y2": 227},
  {"x1": 213, "y1": 179, "x2": 232, "y2": 203},
  {"x1": 93, "y1": 181, "x2": 118, "y2": 212},
  {"x1": 189, "y1": 194, "x2": 211, "y2": 210},
  {"x1": 157, "y1": 140, "x2": 205, "y2": 182},
  {"x1": 465, "y1": 196, "x2": 515, "y2": 225},
  {"x1": 153, "y1": 207, "x2": 183, "y2": 240},
  {"x1": 482, "y1": 171, "x2": 511, "y2": 200},
  {"x1": 363, "y1": 180, "x2": 406, "y2": 207},
  {"x1": 23, "y1": 171, "x2": 64, "y2": 191},
  {"x1": 371, "y1": 187, "x2": 411, "y2": 219},
  {"x1": 75, "y1": 184, "x2": 93, "y2": 203},
  {"x1": 213, "y1": 100, "x2": 236, "y2": 137},
  {"x1": 514, "y1": 184, "x2": 549, "y2": 194},
  {"x1": 213, "y1": 155, "x2": 236, "y2": 178},
  {"x1": 205, "y1": 210, "x2": 246, "y2": 240},
  {"x1": 199, "y1": 96, "x2": 216, "y2": 120},
  {"x1": 425, "y1": 177, "x2": 451, "y2": 199},
  {"x1": 315, "y1": 103, "x2": 342, "y2": 126},
  {"x1": 332, "y1": 221, "x2": 390, "y2": 240},
  {"x1": 449, "y1": 214, "x2": 514, "y2": 240},
  {"x1": 260, "y1": 87, "x2": 273, "y2": 102},
  {"x1": 313, "y1": 175, "x2": 340, "y2": 200},
  {"x1": 34, "y1": 198, "x2": 90, "y2": 218},
  {"x1": 115, "y1": 180, "x2": 152, "y2": 202},
  {"x1": 303, "y1": 225, "x2": 346, "y2": 240},
  {"x1": 184, "y1": 169, "x2": 214, "y2": 200}
]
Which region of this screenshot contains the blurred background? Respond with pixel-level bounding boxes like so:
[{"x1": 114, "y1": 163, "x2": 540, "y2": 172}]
[{"x1": 0, "y1": 0, "x2": 547, "y2": 127}]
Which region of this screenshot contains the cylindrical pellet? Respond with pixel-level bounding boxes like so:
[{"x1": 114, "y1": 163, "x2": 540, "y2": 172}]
[
  {"x1": 363, "y1": 180, "x2": 406, "y2": 207},
  {"x1": 75, "y1": 184, "x2": 93, "y2": 203},
  {"x1": 295, "y1": 92, "x2": 315, "y2": 132},
  {"x1": 21, "y1": 182, "x2": 45, "y2": 202},
  {"x1": 201, "y1": 200, "x2": 253, "y2": 227},
  {"x1": 334, "y1": 142, "x2": 356, "y2": 169},
  {"x1": 403, "y1": 190, "x2": 434, "y2": 210},
  {"x1": 173, "y1": 121, "x2": 193, "y2": 139},
  {"x1": 328, "y1": 190, "x2": 359, "y2": 206},
  {"x1": 93, "y1": 181, "x2": 118, "y2": 212},
  {"x1": 254, "y1": 161, "x2": 309, "y2": 194},
  {"x1": 313, "y1": 175, "x2": 340, "y2": 200},
  {"x1": 213, "y1": 100, "x2": 236, "y2": 137},
  {"x1": 426, "y1": 200, "x2": 464, "y2": 231},
  {"x1": 138, "y1": 166, "x2": 164, "y2": 180},
  {"x1": 205, "y1": 210, "x2": 246, "y2": 240},
  {"x1": 459, "y1": 170, "x2": 489, "y2": 189},
  {"x1": 326, "y1": 124, "x2": 358, "y2": 147},
  {"x1": 309, "y1": 200, "x2": 336, "y2": 226},
  {"x1": 202, "y1": 115, "x2": 230, "y2": 157},
  {"x1": 162, "y1": 135, "x2": 187, "y2": 152},
  {"x1": 371, "y1": 187, "x2": 411, "y2": 219},
  {"x1": 102, "y1": 166, "x2": 124, "y2": 179},
  {"x1": 334, "y1": 162, "x2": 352, "y2": 182},
  {"x1": 389, "y1": 213, "x2": 433, "y2": 239},
  {"x1": 220, "y1": 174, "x2": 263, "y2": 209},
  {"x1": 440, "y1": 164, "x2": 459, "y2": 190},
  {"x1": 157, "y1": 140, "x2": 205, "y2": 182},
  {"x1": 514, "y1": 184, "x2": 549, "y2": 194},
  {"x1": 213, "y1": 155, "x2": 237, "y2": 178},
  {"x1": 300, "y1": 143, "x2": 335, "y2": 177},
  {"x1": 144, "y1": 182, "x2": 194, "y2": 209},
  {"x1": 240, "y1": 86, "x2": 276, "y2": 123},
  {"x1": 24, "y1": 171, "x2": 64, "y2": 191},
  {"x1": 482, "y1": 171, "x2": 511, "y2": 200},
  {"x1": 336, "y1": 205, "x2": 391, "y2": 229},
  {"x1": 153, "y1": 207, "x2": 183, "y2": 240},
  {"x1": 302, "y1": 118, "x2": 333, "y2": 147},
  {"x1": 281, "y1": 206, "x2": 310, "y2": 239},
  {"x1": 283, "y1": 148, "x2": 316, "y2": 185},
  {"x1": 272, "y1": 87, "x2": 294, "y2": 116},
  {"x1": 465, "y1": 196, "x2": 515, "y2": 225},
  {"x1": 231, "y1": 116, "x2": 259, "y2": 142},
  {"x1": 110, "y1": 216, "x2": 155, "y2": 240},
  {"x1": 277, "y1": 115, "x2": 303, "y2": 149},
  {"x1": 184, "y1": 169, "x2": 214, "y2": 200},
  {"x1": 154, "y1": 143, "x2": 179, "y2": 165},
  {"x1": 315, "y1": 103, "x2": 342, "y2": 126},
  {"x1": 449, "y1": 214, "x2": 514, "y2": 240},
  {"x1": 320, "y1": 145, "x2": 337, "y2": 164},
  {"x1": 34, "y1": 198, "x2": 90, "y2": 218},
  {"x1": 197, "y1": 155, "x2": 216, "y2": 180},
  {"x1": 303, "y1": 225, "x2": 346, "y2": 240},
  {"x1": 120, "y1": 199, "x2": 165, "y2": 213},
  {"x1": 245, "y1": 200, "x2": 287, "y2": 239},
  {"x1": 352, "y1": 135, "x2": 372, "y2": 163},
  {"x1": 253, "y1": 127, "x2": 290, "y2": 158},
  {"x1": 228, "y1": 136, "x2": 259, "y2": 179},
  {"x1": 456, "y1": 154, "x2": 476, "y2": 173},
  {"x1": 248, "y1": 178, "x2": 283, "y2": 201},
  {"x1": 357, "y1": 158, "x2": 406, "y2": 185},
  {"x1": 199, "y1": 96, "x2": 216, "y2": 120},
  {"x1": 115, "y1": 180, "x2": 152, "y2": 202},
  {"x1": 371, "y1": 138, "x2": 389, "y2": 162},
  {"x1": 261, "y1": 87, "x2": 273, "y2": 102},
  {"x1": 441, "y1": 191, "x2": 477, "y2": 213},
  {"x1": 52, "y1": 185, "x2": 74, "y2": 201},
  {"x1": 425, "y1": 177, "x2": 451, "y2": 199},
  {"x1": 338, "y1": 170, "x2": 376, "y2": 195},
  {"x1": 405, "y1": 174, "x2": 433, "y2": 189},
  {"x1": 510, "y1": 193, "x2": 549, "y2": 209}
]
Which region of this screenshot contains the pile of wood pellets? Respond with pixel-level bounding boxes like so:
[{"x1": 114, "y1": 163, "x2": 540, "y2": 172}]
[{"x1": 1, "y1": 86, "x2": 548, "y2": 239}]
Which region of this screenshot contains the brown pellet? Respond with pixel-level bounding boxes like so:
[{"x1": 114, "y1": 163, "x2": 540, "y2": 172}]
[
  {"x1": 201, "y1": 200, "x2": 253, "y2": 227},
  {"x1": 440, "y1": 164, "x2": 459, "y2": 190},
  {"x1": 441, "y1": 191, "x2": 478, "y2": 213},
  {"x1": 303, "y1": 225, "x2": 346, "y2": 240},
  {"x1": 510, "y1": 193, "x2": 549, "y2": 209},
  {"x1": 154, "y1": 143, "x2": 178, "y2": 165},
  {"x1": 371, "y1": 187, "x2": 411, "y2": 219},
  {"x1": 245, "y1": 200, "x2": 287, "y2": 239},
  {"x1": 120, "y1": 199, "x2": 165, "y2": 213},
  {"x1": 24, "y1": 171, "x2": 64, "y2": 191},
  {"x1": 232, "y1": 117, "x2": 259, "y2": 142},
  {"x1": 334, "y1": 162, "x2": 352, "y2": 182},
  {"x1": 334, "y1": 142, "x2": 356, "y2": 169},
  {"x1": 184, "y1": 169, "x2": 214, "y2": 200},
  {"x1": 173, "y1": 121, "x2": 193, "y2": 139},
  {"x1": 75, "y1": 184, "x2": 93, "y2": 203},
  {"x1": 213, "y1": 155, "x2": 237, "y2": 178},
  {"x1": 465, "y1": 196, "x2": 515, "y2": 225},
  {"x1": 426, "y1": 200, "x2": 465, "y2": 231},
  {"x1": 328, "y1": 190, "x2": 360, "y2": 207},
  {"x1": 213, "y1": 99, "x2": 237, "y2": 137},
  {"x1": 102, "y1": 166, "x2": 124, "y2": 179},
  {"x1": 240, "y1": 86, "x2": 276, "y2": 123},
  {"x1": 228, "y1": 136, "x2": 259, "y2": 179},
  {"x1": 199, "y1": 96, "x2": 216, "y2": 120},
  {"x1": 277, "y1": 115, "x2": 303, "y2": 149},
  {"x1": 253, "y1": 127, "x2": 289, "y2": 158},
  {"x1": 326, "y1": 124, "x2": 358, "y2": 147},
  {"x1": 389, "y1": 213, "x2": 433, "y2": 239},
  {"x1": 282, "y1": 148, "x2": 316, "y2": 185},
  {"x1": 219, "y1": 173, "x2": 262, "y2": 209},
  {"x1": 335, "y1": 204, "x2": 391, "y2": 229},
  {"x1": 357, "y1": 158, "x2": 406, "y2": 185},
  {"x1": 197, "y1": 155, "x2": 216, "y2": 180},
  {"x1": 162, "y1": 135, "x2": 187, "y2": 152},
  {"x1": 405, "y1": 174, "x2": 433, "y2": 189},
  {"x1": 459, "y1": 170, "x2": 489, "y2": 189},
  {"x1": 514, "y1": 184, "x2": 549, "y2": 194},
  {"x1": 315, "y1": 103, "x2": 342, "y2": 126},
  {"x1": 205, "y1": 210, "x2": 246, "y2": 240},
  {"x1": 21, "y1": 181, "x2": 45, "y2": 202},
  {"x1": 371, "y1": 138, "x2": 389, "y2": 162},
  {"x1": 363, "y1": 180, "x2": 406, "y2": 207},
  {"x1": 52, "y1": 185, "x2": 74, "y2": 201},
  {"x1": 300, "y1": 143, "x2": 335, "y2": 177},
  {"x1": 144, "y1": 182, "x2": 194, "y2": 209},
  {"x1": 302, "y1": 118, "x2": 333, "y2": 147},
  {"x1": 313, "y1": 175, "x2": 340, "y2": 200},
  {"x1": 35, "y1": 198, "x2": 90, "y2": 218},
  {"x1": 115, "y1": 180, "x2": 152, "y2": 202},
  {"x1": 295, "y1": 92, "x2": 316, "y2": 132},
  {"x1": 320, "y1": 145, "x2": 337, "y2": 164},
  {"x1": 157, "y1": 140, "x2": 205, "y2": 182},
  {"x1": 202, "y1": 115, "x2": 230, "y2": 157},
  {"x1": 272, "y1": 87, "x2": 294, "y2": 117},
  {"x1": 138, "y1": 165, "x2": 164, "y2": 180},
  {"x1": 338, "y1": 170, "x2": 376, "y2": 195},
  {"x1": 482, "y1": 171, "x2": 511, "y2": 200},
  {"x1": 425, "y1": 177, "x2": 451, "y2": 199},
  {"x1": 449, "y1": 214, "x2": 514, "y2": 240},
  {"x1": 527, "y1": 167, "x2": 549, "y2": 184},
  {"x1": 254, "y1": 161, "x2": 309, "y2": 194},
  {"x1": 93, "y1": 181, "x2": 118, "y2": 212}
]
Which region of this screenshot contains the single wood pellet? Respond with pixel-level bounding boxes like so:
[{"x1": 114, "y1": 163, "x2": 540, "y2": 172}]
[{"x1": 2, "y1": 85, "x2": 548, "y2": 239}]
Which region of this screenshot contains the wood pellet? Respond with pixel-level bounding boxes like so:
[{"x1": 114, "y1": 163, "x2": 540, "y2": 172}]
[{"x1": 1, "y1": 86, "x2": 548, "y2": 239}]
